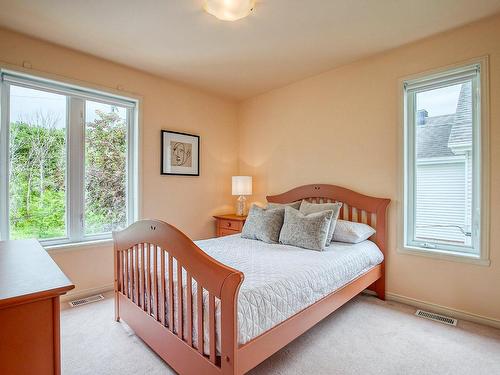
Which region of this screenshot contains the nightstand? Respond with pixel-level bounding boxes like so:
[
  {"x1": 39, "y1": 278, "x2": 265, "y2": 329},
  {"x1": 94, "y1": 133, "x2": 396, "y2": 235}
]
[{"x1": 213, "y1": 214, "x2": 247, "y2": 237}]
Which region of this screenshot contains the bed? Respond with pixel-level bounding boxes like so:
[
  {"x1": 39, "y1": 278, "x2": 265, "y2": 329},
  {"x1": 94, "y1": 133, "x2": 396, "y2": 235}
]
[{"x1": 113, "y1": 184, "x2": 390, "y2": 375}]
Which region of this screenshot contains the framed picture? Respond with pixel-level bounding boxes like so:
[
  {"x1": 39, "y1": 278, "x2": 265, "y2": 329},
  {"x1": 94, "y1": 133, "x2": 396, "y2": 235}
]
[{"x1": 161, "y1": 130, "x2": 200, "y2": 176}]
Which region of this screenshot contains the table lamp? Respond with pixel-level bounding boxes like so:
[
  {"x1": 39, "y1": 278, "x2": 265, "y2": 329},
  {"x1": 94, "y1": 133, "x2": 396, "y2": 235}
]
[{"x1": 232, "y1": 176, "x2": 252, "y2": 216}]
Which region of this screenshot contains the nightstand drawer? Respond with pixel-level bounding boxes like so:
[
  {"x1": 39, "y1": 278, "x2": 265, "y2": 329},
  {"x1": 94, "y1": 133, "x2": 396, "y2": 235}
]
[
  {"x1": 214, "y1": 214, "x2": 246, "y2": 238},
  {"x1": 219, "y1": 219, "x2": 243, "y2": 231},
  {"x1": 219, "y1": 228, "x2": 240, "y2": 237}
]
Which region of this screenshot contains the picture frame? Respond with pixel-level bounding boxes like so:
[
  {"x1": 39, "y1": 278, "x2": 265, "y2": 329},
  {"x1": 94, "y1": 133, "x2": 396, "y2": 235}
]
[{"x1": 161, "y1": 130, "x2": 200, "y2": 176}]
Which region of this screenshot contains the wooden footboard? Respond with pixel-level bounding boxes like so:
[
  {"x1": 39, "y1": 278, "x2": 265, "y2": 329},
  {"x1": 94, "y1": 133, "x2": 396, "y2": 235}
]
[{"x1": 113, "y1": 220, "x2": 243, "y2": 375}]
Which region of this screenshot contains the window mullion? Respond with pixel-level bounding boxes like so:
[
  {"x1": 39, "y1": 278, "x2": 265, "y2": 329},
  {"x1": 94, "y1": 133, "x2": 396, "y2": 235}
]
[
  {"x1": 471, "y1": 73, "x2": 481, "y2": 253},
  {"x1": 0, "y1": 82, "x2": 10, "y2": 240},
  {"x1": 126, "y1": 107, "x2": 133, "y2": 225},
  {"x1": 68, "y1": 97, "x2": 85, "y2": 242},
  {"x1": 406, "y1": 91, "x2": 416, "y2": 245}
]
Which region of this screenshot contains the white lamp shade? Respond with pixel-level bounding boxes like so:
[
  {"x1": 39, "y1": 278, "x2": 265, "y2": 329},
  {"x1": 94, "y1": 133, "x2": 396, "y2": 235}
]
[
  {"x1": 204, "y1": 0, "x2": 255, "y2": 21},
  {"x1": 232, "y1": 176, "x2": 252, "y2": 196}
]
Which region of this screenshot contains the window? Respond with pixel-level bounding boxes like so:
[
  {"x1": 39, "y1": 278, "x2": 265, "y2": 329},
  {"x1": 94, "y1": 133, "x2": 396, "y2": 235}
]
[
  {"x1": 403, "y1": 63, "x2": 485, "y2": 259},
  {"x1": 0, "y1": 71, "x2": 138, "y2": 246}
]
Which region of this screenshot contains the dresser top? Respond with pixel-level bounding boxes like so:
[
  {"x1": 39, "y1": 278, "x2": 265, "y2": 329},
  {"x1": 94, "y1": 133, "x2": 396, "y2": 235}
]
[{"x1": 0, "y1": 239, "x2": 74, "y2": 307}]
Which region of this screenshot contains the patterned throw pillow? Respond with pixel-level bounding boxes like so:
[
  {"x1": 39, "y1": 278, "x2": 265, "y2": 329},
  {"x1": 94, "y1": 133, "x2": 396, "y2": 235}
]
[
  {"x1": 241, "y1": 205, "x2": 285, "y2": 243},
  {"x1": 279, "y1": 206, "x2": 333, "y2": 251},
  {"x1": 299, "y1": 200, "x2": 342, "y2": 244},
  {"x1": 267, "y1": 201, "x2": 301, "y2": 210}
]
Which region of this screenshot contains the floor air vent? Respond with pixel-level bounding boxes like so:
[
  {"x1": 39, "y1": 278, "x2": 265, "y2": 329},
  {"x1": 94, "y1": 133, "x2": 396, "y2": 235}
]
[
  {"x1": 68, "y1": 294, "x2": 105, "y2": 308},
  {"x1": 415, "y1": 309, "x2": 457, "y2": 326}
]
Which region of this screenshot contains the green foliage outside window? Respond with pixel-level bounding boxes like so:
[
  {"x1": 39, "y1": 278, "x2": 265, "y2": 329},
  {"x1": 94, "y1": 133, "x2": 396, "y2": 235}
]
[
  {"x1": 8, "y1": 108, "x2": 127, "y2": 240},
  {"x1": 9, "y1": 118, "x2": 66, "y2": 239},
  {"x1": 85, "y1": 108, "x2": 127, "y2": 235}
]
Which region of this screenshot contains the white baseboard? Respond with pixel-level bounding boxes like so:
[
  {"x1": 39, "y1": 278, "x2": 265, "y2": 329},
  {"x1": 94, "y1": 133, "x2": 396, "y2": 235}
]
[
  {"x1": 60, "y1": 283, "x2": 114, "y2": 303},
  {"x1": 61, "y1": 286, "x2": 500, "y2": 330},
  {"x1": 385, "y1": 292, "x2": 500, "y2": 330}
]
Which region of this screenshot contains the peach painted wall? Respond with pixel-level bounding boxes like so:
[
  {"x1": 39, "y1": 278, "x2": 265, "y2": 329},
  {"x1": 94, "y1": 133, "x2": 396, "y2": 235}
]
[
  {"x1": 238, "y1": 15, "x2": 500, "y2": 321},
  {"x1": 0, "y1": 27, "x2": 238, "y2": 298}
]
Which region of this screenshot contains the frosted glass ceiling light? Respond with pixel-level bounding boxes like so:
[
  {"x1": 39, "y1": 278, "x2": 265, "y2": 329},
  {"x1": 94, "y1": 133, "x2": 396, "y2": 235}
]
[{"x1": 204, "y1": 0, "x2": 256, "y2": 21}]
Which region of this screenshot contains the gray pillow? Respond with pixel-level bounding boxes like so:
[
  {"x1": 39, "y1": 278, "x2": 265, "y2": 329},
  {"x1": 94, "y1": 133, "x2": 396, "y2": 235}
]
[
  {"x1": 267, "y1": 201, "x2": 301, "y2": 210},
  {"x1": 299, "y1": 200, "x2": 342, "y2": 244},
  {"x1": 241, "y1": 205, "x2": 285, "y2": 243},
  {"x1": 279, "y1": 206, "x2": 333, "y2": 251}
]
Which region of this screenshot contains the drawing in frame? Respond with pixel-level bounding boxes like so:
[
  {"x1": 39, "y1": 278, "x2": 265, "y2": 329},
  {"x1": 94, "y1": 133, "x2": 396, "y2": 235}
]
[{"x1": 161, "y1": 130, "x2": 200, "y2": 176}]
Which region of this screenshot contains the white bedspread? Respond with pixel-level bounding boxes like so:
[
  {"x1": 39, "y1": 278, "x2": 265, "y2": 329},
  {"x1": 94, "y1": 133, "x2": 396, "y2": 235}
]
[
  {"x1": 132, "y1": 235, "x2": 383, "y2": 355},
  {"x1": 190, "y1": 235, "x2": 383, "y2": 353}
]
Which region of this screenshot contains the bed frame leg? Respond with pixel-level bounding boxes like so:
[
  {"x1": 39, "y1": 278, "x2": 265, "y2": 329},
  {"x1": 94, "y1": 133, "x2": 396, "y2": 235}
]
[
  {"x1": 370, "y1": 277, "x2": 385, "y2": 301},
  {"x1": 115, "y1": 291, "x2": 120, "y2": 322}
]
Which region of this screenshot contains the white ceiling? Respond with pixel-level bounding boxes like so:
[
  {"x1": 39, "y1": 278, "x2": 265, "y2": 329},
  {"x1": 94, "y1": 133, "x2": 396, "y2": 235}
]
[{"x1": 0, "y1": 0, "x2": 499, "y2": 99}]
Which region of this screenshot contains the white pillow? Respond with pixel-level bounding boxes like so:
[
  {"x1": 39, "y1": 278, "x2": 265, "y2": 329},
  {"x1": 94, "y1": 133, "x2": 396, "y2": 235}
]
[{"x1": 332, "y1": 220, "x2": 376, "y2": 244}]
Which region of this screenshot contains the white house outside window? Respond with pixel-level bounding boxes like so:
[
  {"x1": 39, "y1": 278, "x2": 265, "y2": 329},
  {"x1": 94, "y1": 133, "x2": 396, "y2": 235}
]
[
  {"x1": 0, "y1": 70, "x2": 138, "y2": 246},
  {"x1": 403, "y1": 62, "x2": 488, "y2": 261}
]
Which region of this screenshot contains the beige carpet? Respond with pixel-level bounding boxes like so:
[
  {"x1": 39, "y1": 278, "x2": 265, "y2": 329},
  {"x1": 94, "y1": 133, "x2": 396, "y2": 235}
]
[{"x1": 61, "y1": 292, "x2": 500, "y2": 375}]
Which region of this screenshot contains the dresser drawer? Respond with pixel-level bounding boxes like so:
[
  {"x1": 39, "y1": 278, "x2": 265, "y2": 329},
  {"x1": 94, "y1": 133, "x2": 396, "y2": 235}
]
[{"x1": 219, "y1": 219, "x2": 244, "y2": 231}]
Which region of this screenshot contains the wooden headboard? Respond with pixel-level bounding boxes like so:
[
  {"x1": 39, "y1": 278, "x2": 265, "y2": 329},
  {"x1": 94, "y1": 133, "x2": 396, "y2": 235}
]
[{"x1": 266, "y1": 184, "x2": 390, "y2": 255}]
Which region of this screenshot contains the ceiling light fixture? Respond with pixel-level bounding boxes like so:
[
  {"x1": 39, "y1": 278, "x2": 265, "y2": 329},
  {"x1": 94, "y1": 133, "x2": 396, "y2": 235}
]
[{"x1": 204, "y1": 0, "x2": 255, "y2": 21}]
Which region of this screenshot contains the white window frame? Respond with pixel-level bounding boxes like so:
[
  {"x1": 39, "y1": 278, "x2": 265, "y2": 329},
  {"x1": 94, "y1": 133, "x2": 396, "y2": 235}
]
[
  {"x1": 400, "y1": 58, "x2": 490, "y2": 265},
  {"x1": 0, "y1": 69, "x2": 139, "y2": 247}
]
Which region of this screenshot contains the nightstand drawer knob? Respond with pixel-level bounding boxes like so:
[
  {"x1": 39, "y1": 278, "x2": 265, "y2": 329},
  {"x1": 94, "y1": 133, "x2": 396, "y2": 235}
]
[{"x1": 228, "y1": 222, "x2": 231, "y2": 227}]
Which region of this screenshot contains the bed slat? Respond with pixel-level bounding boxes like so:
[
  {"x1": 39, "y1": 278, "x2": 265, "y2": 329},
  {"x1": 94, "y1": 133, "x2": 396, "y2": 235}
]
[
  {"x1": 146, "y1": 243, "x2": 151, "y2": 315},
  {"x1": 177, "y1": 262, "x2": 183, "y2": 340},
  {"x1": 129, "y1": 248, "x2": 133, "y2": 298},
  {"x1": 208, "y1": 293, "x2": 216, "y2": 364},
  {"x1": 140, "y1": 243, "x2": 145, "y2": 310},
  {"x1": 186, "y1": 272, "x2": 193, "y2": 347},
  {"x1": 160, "y1": 249, "x2": 166, "y2": 326},
  {"x1": 168, "y1": 254, "x2": 174, "y2": 332},
  {"x1": 130, "y1": 247, "x2": 134, "y2": 302},
  {"x1": 119, "y1": 250, "x2": 124, "y2": 294},
  {"x1": 124, "y1": 249, "x2": 129, "y2": 298},
  {"x1": 197, "y1": 283, "x2": 203, "y2": 355},
  {"x1": 153, "y1": 245, "x2": 158, "y2": 320},
  {"x1": 131, "y1": 245, "x2": 139, "y2": 305},
  {"x1": 134, "y1": 245, "x2": 139, "y2": 304}
]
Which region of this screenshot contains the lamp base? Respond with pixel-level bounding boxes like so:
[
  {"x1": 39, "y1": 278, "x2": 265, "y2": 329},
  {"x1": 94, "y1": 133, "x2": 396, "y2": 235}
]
[{"x1": 236, "y1": 195, "x2": 247, "y2": 216}]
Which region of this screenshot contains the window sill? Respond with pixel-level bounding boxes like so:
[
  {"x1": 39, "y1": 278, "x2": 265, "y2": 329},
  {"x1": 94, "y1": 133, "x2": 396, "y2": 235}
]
[
  {"x1": 45, "y1": 238, "x2": 113, "y2": 254},
  {"x1": 397, "y1": 246, "x2": 490, "y2": 266}
]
